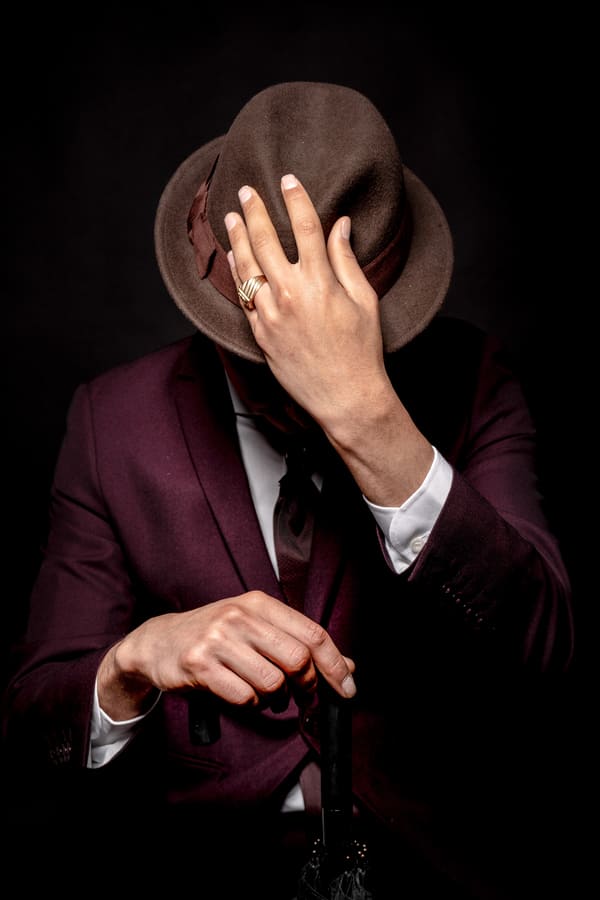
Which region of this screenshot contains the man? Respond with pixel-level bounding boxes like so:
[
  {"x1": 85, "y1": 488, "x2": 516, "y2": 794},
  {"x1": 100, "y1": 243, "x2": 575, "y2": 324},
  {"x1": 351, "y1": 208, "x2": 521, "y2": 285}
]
[{"x1": 2, "y1": 83, "x2": 573, "y2": 898}]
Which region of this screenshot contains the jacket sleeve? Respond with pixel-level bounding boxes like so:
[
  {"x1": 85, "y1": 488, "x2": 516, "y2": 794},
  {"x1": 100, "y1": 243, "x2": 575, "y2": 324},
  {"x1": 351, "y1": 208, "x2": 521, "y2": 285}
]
[
  {"x1": 2, "y1": 383, "x2": 141, "y2": 769},
  {"x1": 406, "y1": 330, "x2": 574, "y2": 672}
]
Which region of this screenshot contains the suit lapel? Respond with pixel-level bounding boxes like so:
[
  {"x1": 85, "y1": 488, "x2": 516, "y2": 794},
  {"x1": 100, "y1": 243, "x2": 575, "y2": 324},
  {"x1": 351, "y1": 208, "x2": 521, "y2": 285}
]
[
  {"x1": 173, "y1": 336, "x2": 281, "y2": 598},
  {"x1": 173, "y1": 334, "x2": 353, "y2": 624}
]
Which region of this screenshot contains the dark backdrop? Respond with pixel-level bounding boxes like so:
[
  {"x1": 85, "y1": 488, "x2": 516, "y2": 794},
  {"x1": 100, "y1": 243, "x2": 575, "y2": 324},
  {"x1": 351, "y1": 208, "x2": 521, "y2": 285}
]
[
  {"x1": 3, "y1": 6, "x2": 588, "y2": 669},
  {"x1": 1, "y1": 4, "x2": 591, "y2": 884}
]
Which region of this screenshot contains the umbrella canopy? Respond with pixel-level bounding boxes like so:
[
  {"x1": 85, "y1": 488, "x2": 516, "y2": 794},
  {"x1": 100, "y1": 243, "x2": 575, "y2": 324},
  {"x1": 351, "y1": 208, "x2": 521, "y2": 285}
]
[{"x1": 297, "y1": 836, "x2": 373, "y2": 900}]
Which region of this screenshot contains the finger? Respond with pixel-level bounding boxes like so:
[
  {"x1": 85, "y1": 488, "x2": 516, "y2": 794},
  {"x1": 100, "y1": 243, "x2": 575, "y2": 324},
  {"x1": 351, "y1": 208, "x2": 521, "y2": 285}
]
[
  {"x1": 327, "y1": 216, "x2": 378, "y2": 304},
  {"x1": 287, "y1": 625, "x2": 356, "y2": 699},
  {"x1": 226, "y1": 248, "x2": 240, "y2": 285},
  {"x1": 343, "y1": 655, "x2": 356, "y2": 675},
  {"x1": 201, "y1": 650, "x2": 304, "y2": 711},
  {"x1": 225, "y1": 249, "x2": 243, "y2": 305},
  {"x1": 247, "y1": 624, "x2": 319, "y2": 697},
  {"x1": 224, "y1": 223, "x2": 269, "y2": 317},
  {"x1": 235, "y1": 185, "x2": 289, "y2": 278},
  {"x1": 265, "y1": 606, "x2": 356, "y2": 697},
  {"x1": 224, "y1": 212, "x2": 265, "y2": 293},
  {"x1": 208, "y1": 600, "x2": 319, "y2": 697},
  {"x1": 280, "y1": 174, "x2": 330, "y2": 273},
  {"x1": 225, "y1": 249, "x2": 259, "y2": 312},
  {"x1": 201, "y1": 664, "x2": 264, "y2": 707},
  {"x1": 243, "y1": 593, "x2": 356, "y2": 698}
]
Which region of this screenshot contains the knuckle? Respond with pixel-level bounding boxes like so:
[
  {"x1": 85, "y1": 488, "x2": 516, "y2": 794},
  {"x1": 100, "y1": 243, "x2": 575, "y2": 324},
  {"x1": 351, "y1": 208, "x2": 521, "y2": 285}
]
[
  {"x1": 318, "y1": 655, "x2": 348, "y2": 683},
  {"x1": 250, "y1": 227, "x2": 271, "y2": 253},
  {"x1": 218, "y1": 602, "x2": 246, "y2": 629},
  {"x1": 260, "y1": 304, "x2": 279, "y2": 327},
  {"x1": 304, "y1": 620, "x2": 328, "y2": 649},
  {"x1": 236, "y1": 254, "x2": 257, "y2": 280},
  {"x1": 288, "y1": 643, "x2": 311, "y2": 672},
  {"x1": 278, "y1": 284, "x2": 294, "y2": 305},
  {"x1": 246, "y1": 590, "x2": 268, "y2": 610},
  {"x1": 259, "y1": 665, "x2": 285, "y2": 693},
  {"x1": 296, "y1": 216, "x2": 319, "y2": 237},
  {"x1": 201, "y1": 626, "x2": 225, "y2": 658},
  {"x1": 340, "y1": 244, "x2": 357, "y2": 261},
  {"x1": 327, "y1": 655, "x2": 349, "y2": 678},
  {"x1": 180, "y1": 645, "x2": 207, "y2": 676},
  {"x1": 229, "y1": 682, "x2": 256, "y2": 706}
]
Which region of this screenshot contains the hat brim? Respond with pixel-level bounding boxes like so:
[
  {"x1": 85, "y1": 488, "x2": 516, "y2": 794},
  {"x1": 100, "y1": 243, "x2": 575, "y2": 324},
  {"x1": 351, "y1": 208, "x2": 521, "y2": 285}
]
[{"x1": 154, "y1": 136, "x2": 453, "y2": 363}]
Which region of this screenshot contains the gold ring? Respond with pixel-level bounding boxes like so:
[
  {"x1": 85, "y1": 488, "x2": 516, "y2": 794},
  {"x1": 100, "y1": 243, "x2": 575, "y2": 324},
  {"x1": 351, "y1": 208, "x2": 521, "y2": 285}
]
[{"x1": 237, "y1": 275, "x2": 267, "y2": 311}]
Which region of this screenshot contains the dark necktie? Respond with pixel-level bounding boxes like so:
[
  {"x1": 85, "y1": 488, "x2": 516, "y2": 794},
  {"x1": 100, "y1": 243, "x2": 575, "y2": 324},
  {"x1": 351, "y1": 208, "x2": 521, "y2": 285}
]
[
  {"x1": 273, "y1": 442, "x2": 322, "y2": 611},
  {"x1": 272, "y1": 439, "x2": 326, "y2": 818}
]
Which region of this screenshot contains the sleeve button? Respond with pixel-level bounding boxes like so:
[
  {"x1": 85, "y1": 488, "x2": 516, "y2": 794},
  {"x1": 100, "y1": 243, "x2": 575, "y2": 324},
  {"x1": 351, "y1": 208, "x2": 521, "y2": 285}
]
[{"x1": 410, "y1": 536, "x2": 426, "y2": 554}]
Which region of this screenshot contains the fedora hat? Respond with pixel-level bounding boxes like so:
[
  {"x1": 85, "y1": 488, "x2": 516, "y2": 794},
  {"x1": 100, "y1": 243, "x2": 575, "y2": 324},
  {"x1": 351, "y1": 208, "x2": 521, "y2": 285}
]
[{"x1": 154, "y1": 81, "x2": 453, "y2": 363}]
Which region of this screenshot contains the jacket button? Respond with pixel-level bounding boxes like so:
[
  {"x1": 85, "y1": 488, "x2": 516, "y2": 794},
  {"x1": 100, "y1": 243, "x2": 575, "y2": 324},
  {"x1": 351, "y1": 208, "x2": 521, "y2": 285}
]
[{"x1": 302, "y1": 712, "x2": 317, "y2": 736}]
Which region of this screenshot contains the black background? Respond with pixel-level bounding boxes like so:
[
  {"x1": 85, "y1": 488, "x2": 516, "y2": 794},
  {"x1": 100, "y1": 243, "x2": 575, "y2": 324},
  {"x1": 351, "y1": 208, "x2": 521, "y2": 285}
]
[{"x1": 1, "y1": 3, "x2": 591, "y2": 885}]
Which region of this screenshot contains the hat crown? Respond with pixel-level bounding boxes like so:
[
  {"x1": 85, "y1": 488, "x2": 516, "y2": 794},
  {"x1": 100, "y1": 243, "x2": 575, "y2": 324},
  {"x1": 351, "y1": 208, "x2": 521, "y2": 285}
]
[
  {"x1": 154, "y1": 80, "x2": 453, "y2": 363},
  {"x1": 207, "y1": 82, "x2": 405, "y2": 265}
]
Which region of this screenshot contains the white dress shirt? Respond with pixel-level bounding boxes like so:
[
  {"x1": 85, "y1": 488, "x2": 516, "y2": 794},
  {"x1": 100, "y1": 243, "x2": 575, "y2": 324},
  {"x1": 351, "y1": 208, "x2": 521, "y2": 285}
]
[{"x1": 88, "y1": 377, "x2": 454, "y2": 813}]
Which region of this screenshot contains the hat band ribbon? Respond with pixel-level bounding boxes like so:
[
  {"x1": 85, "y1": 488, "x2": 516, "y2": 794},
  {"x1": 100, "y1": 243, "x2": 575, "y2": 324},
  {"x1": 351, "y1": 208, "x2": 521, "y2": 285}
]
[{"x1": 187, "y1": 172, "x2": 412, "y2": 303}]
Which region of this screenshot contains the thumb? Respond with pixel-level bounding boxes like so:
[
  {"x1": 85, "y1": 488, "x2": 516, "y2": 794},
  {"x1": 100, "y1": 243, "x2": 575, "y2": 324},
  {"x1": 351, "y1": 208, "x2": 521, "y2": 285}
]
[{"x1": 327, "y1": 216, "x2": 377, "y2": 303}]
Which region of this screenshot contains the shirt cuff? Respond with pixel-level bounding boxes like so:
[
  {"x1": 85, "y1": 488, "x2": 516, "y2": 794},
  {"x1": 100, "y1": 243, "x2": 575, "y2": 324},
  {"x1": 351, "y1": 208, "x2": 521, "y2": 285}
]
[
  {"x1": 363, "y1": 447, "x2": 454, "y2": 573},
  {"x1": 87, "y1": 677, "x2": 162, "y2": 769}
]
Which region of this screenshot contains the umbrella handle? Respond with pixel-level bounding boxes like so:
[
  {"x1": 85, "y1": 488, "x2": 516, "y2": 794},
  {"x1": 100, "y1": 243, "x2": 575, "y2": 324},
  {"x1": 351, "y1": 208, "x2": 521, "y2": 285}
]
[{"x1": 319, "y1": 678, "x2": 353, "y2": 852}]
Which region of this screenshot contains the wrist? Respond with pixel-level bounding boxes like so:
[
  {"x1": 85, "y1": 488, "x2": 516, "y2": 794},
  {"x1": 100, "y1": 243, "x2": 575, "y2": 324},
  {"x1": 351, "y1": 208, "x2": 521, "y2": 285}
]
[
  {"x1": 322, "y1": 379, "x2": 405, "y2": 453},
  {"x1": 97, "y1": 640, "x2": 156, "y2": 720},
  {"x1": 322, "y1": 386, "x2": 434, "y2": 507}
]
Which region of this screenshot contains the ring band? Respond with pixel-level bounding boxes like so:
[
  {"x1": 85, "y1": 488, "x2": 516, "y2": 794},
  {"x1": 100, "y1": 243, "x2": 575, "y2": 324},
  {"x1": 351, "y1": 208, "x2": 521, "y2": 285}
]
[{"x1": 237, "y1": 275, "x2": 267, "y2": 311}]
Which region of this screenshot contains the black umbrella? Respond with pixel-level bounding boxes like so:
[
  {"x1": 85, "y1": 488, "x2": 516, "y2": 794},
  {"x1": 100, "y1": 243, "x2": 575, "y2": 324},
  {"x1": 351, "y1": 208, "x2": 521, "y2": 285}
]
[{"x1": 295, "y1": 680, "x2": 376, "y2": 900}]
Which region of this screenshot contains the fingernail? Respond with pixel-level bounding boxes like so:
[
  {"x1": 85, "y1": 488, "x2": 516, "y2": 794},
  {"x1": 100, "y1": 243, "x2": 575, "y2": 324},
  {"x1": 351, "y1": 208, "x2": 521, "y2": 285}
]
[
  {"x1": 224, "y1": 213, "x2": 237, "y2": 231},
  {"x1": 341, "y1": 216, "x2": 351, "y2": 240},
  {"x1": 342, "y1": 674, "x2": 356, "y2": 698},
  {"x1": 281, "y1": 174, "x2": 298, "y2": 190},
  {"x1": 238, "y1": 185, "x2": 252, "y2": 204}
]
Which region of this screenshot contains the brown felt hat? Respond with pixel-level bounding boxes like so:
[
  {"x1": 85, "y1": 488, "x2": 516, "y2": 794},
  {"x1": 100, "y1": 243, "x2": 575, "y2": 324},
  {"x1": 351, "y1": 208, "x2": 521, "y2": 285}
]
[{"x1": 154, "y1": 81, "x2": 453, "y2": 363}]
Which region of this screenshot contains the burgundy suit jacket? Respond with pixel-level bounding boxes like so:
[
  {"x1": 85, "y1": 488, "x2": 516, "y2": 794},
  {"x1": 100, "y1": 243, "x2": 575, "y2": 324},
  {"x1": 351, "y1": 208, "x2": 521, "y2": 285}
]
[{"x1": 2, "y1": 316, "x2": 574, "y2": 891}]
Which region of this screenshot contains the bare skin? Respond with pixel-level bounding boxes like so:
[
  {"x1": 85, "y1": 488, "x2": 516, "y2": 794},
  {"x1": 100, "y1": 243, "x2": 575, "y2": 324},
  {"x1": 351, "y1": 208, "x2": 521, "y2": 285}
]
[
  {"x1": 98, "y1": 592, "x2": 356, "y2": 720},
  {"x1": 97, "y1": 174, "x2": 433, "y2": 723},
  {"x1": 225, "y1": 174, "x2": 434, "y2": 507}
]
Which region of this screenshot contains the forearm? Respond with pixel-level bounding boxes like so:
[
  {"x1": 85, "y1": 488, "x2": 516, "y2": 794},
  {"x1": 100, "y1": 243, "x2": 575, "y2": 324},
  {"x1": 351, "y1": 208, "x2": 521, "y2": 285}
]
[{"x1": 323, "y1": 377, "x2": 434, "y2": 507}]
